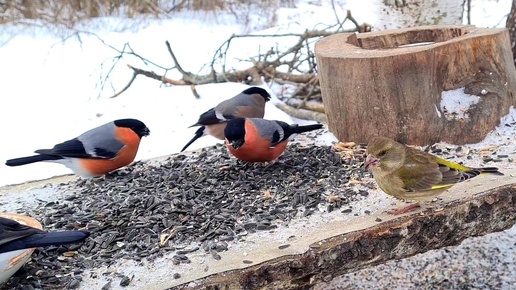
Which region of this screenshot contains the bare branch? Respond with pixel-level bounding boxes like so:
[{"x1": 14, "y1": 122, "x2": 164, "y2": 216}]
[
  {"x1": 273, "y1": 101, "x2": 328, "y2": 123},
  {"x1": 165, "y1": 40, "x2": 190, "y2": 76},
  {"x1": 127, "y1": 65, "x2": 186, "y2": 85},
  {"x1": 108, "y1": 65, "x2": 187, "y2": 98},
  {"x1": 109, "y1": 69, "x2": 137, "y2": 99},
  {"x1": 283, "y1": 98, "x2": 325, "y2": 114},
  {"x1": 94, "y1": 10, "x2": 372, "y2": 121}
]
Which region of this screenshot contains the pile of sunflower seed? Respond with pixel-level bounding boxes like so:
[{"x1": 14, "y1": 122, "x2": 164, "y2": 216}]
[{"x1": 4, "y1": 142, "x2": 370, "y2": 289}]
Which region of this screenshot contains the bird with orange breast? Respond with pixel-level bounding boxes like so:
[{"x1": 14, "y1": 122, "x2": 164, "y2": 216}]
[
  {"x1": 5, "y1": 118, "x2": 150, "y2": 177},
  {"x1": 181, "y1": 87, "x2": 271, "y2": 152},
  {"x1": 224, "y1": 117, "x2": 323, "y2": 162}
]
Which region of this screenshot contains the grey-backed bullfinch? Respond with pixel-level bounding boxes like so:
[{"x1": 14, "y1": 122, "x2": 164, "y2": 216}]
[
  {"x1": 224, "y1": 117, "x2": 323, "y2": 162},
  {"x1": 5, "y1": 118, "x2": 150, "y2": 177},
  {"x1": 180, "y1": 87, "x2": 271, "y2": 152}
]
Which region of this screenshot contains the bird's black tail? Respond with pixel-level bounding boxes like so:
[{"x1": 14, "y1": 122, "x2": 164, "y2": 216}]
[
  {"x1": 291, "y1": 123, "x2": 323, "y2": 134},
  {"x1": 180, "y1": 126, "x2": 206, "y2": 152},
  {"x1": 5, "y1": 154, "x2": 62, "y2": 166},
  {"x1": 477, "y1": 167, "x2": 504, "y2": 176},
  {"x1": 0, "y1": 230, "x2": 90, "y2": 254},
  {"x1": 461, "y1": 167, "x2": 504, "y2": 182}
]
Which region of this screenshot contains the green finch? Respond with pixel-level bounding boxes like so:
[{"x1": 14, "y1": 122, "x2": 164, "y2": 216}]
[{"x1": 364, "y1": 137, "x2": 503, "y2": 214}]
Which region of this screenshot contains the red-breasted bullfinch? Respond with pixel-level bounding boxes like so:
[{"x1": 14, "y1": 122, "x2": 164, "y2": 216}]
[
  {"x1": 5, "y1": 119, "x2": 150, "y2": 177},
  {"x1": 224, "y1": 117, "x2": 323, "y2": 162},
  {"x1": 0, "y1": 217, "x2": 90, "y2": 254},
  {"x1": 181, "y1": 87, "x2": 271, "y2": 152}
]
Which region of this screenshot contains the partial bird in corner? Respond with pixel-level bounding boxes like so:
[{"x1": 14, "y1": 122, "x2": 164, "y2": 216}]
[
  {"x1": 224, "y1": 117, "x2": 323, "y2": 163},
  {"x1": 364, "y1": 136, "x2": 503, "y2": 215},
  {"x1": 0, "y1": 217, "x2": 90, "y2": 254},
  {"x1": 180, "y1": 87, "x2": 271, "y2": 152},
  {"x1": 5, "y1": 119, "x2": 150, "y2": 177}
]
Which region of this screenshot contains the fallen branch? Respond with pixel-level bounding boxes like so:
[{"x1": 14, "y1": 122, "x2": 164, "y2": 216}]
[
  {"x1": 284, "y1": 98, "x2": 325, "y2": 114},
  {"x1": 127, "y1": 65, "x2": 185, "y2": 85},
  {"x1": 273, "y1": 101, "x2": 328, "y2": 124},
  {"x1": 103, "y1": 10, "x2": 368, "y2": 93},
  {"x1": 97, "y1": 10, "x2": 371, "y2": 120},
  {"x1": 110, "y1": 65, "x2": 185, "y2": 98}
]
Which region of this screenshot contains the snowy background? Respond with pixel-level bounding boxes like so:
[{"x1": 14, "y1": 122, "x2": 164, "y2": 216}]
[{"x1": 0, "y1": 0, "x2": 512, "y2": 187}]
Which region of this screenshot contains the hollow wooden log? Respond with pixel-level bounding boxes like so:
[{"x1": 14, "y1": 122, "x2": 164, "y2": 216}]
[{"x1": 314, "y1": 25, "x2": 516, "y2": 145}]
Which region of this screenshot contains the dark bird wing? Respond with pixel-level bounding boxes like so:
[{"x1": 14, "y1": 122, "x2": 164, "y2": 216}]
[
  {"x1": 0, "y1": 217, "x2": 90, "y2": 254},
  {"x1": 192, "y1": 108, "x2": 226, "y2": 126},
  {"x1": 0, "y1": 231, "x2": 90, "y2": 253},
  {"x1": 0, "y1": 217, "x2": 43, "y2": 247},
  {"x1": 36, "y1": 137, "x2": 122, "y2": 160}
]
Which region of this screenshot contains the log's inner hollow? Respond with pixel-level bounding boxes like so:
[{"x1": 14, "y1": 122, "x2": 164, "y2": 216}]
[{"x1": 351, "y1": 27, "x2": 472, "y2": 50}]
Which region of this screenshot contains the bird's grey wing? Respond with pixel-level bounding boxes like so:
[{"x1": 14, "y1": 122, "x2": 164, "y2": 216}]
[
  {"x1": 77, "y1": 122, "x2": 124, "y2": 159},
  {"x1": 249, "y1": 118, "x2": 288, "y2": 146},
  {"x1": 216, "y1": 93, "x2": 264, "y2": 120}
]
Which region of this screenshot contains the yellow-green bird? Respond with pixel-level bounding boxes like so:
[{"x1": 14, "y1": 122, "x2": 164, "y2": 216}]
[{"x1": 364, "y1": 137, "x2": 503, "y2": 214}]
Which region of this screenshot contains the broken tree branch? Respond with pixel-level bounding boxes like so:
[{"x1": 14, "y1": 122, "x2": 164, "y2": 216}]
[
  {"x1": 96, "y1": 11, "x2": 371, "y2": 119},
  {"x1": 109, "y1": 65, "x2": 185, "y2": 98},
  {"x1": 274, "y1": 101, "x2": 328, "y2": 123}
]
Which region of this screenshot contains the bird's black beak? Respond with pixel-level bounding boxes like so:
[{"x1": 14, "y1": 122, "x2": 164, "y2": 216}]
[
  {"x1": 140, "y1": 127, "x2": 150, "y2": 138},
  {"x1": 364, "y1": 154, "x2": 379, "y2": 170},
  {"x1": 230, "y1": 139, "x2": 244, "y2": 150}
]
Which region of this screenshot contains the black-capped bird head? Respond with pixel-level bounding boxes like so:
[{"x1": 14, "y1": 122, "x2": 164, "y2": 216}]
[
  {"x1": 242, "y1": 87, "x2": 271, "y2": 102},
  {"x1": 114, "y1": 119, "x2": 150, "y2": 138},
  {"x1": 224, "y1": 118, "x2": 246, "y2": 149}
]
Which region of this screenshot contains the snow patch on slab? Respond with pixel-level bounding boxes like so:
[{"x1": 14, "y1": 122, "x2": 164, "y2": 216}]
[{"x1": 440, "y1": 88, "x2": 480, "y2": 121}]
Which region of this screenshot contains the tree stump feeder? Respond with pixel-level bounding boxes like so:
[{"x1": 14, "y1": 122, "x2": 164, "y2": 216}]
[{"x1": 315, "y1": 25, "x2": 516, "y2": 145}]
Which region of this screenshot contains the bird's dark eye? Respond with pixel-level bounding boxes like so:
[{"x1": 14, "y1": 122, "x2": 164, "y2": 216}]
[{"x1": 377, "y1": 150, "x2": 387, "y2": 157}]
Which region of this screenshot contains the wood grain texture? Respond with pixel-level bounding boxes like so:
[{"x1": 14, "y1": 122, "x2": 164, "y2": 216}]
[
  {"x1": 314, "y1": 25, "x2": 516, "y2": 145},
  {"x1": 506, "y1": 0, "x2": 516, "y2": 66}
]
